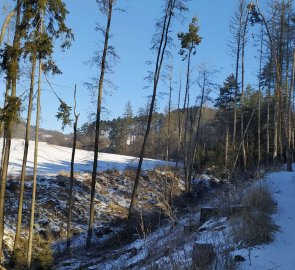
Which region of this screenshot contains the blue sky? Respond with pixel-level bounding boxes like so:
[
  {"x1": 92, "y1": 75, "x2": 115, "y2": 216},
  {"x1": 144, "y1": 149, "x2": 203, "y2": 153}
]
[{"x1": 0, "y1": 0, "x2": 263, "y2": 133}]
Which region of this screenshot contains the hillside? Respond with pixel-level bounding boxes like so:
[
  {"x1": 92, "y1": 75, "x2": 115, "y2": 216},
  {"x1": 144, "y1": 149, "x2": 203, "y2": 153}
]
[
  {"x1": 0, "y1": 139, "x2": 174, "y2": 176},
  {"x1": 54, "y1": 168, "x2": 295, "y2": 270}
]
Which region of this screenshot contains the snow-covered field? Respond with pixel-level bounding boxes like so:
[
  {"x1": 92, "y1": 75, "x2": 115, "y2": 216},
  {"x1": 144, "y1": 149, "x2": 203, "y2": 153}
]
[{"x1": 0, "y1": 139, "x2": 174, "y2": 175}]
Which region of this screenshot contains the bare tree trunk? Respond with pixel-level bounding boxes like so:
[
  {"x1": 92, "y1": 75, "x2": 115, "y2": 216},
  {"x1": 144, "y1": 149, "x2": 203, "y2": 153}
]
[
  {"x1": 258, "y1": 27, "x2": 263, "y2": 169},
  {"x1": 266, "y1": 60, "x2": 272, "y2": 166},
  {"x1": 232, "y1": 0, "x2": 245, "y2": 149},
  {"x1": 0, "y1": 0, "x2": 23, "y2": 46},
  {"x1": 286, "y1": 50, "x2": 295, "y2": 172},
  {"x1": 165, "y1": 66, "x2": 172, "y2": 202},
  {"x1": 128, "y1": 0, "x2": 176, "y2": 218},
  {"x1": 231, "y1": 106, "x2": 257, "y2": 176},
  {"x1": 169, "y1": 76, "x2": 182, "y2": 205},
  {"x1": 14, "y1": 54, "x2": 37, "y2": 250},
  {"x1": 240, "y1": 7, "x2": 250, "y2": 171},
  {"x1": 86, "y1": 0, "x2": 113, "y2": 248},
  {"x1": 67, "y1": 85, "x2": 79, "y2": 249},
  {"x1": 27, "y1": 53, "x2": 42, "y2": 270},
  {"x1": 255, "y1": 2, "x2": 282, "y2": 166},
  {"x1": 0, "y1": 0, "x2": 21, "y2": 256},
  {"x1": 183, "y1": 51, "x2": 192, "y2": 192},
  {"x1": 225, "y1": 125, "x2": 229, "y2": 168}
]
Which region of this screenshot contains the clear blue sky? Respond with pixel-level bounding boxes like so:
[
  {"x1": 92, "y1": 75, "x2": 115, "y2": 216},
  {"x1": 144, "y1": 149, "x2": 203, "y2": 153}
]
[{"x1": 1, "y1": 0, "x2": 263, "y2": 133}]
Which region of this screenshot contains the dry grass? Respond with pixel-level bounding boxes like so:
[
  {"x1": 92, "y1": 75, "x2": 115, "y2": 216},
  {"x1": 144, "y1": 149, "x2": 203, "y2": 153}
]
[
  {"x1": 108, "y1": 202, "x2": 128, "y2": 218},
  {"x1": 123, "y1": 168, "x2": 136, "y2": 178},
  {"x1": 242, "y1": 182, "x2": 277, "y2": 214},
  {"x1": 231, "y1": 181, "x2": 279, "y2": 247}
]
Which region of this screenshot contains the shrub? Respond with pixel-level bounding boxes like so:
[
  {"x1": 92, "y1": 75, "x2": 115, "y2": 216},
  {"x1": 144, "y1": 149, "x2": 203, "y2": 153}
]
[
  {"x1": 10, "y1": 235, "x2": 53, "y2": 270},
  {"x1": 242, "y1": 182, "x2": 277, "y2": 214},
  {"x1": 231, "y1": 210, "x2": 279, "y2": 246},
  {"x1": 231, "y1": 181, "x2": 279, "y2": 247}
]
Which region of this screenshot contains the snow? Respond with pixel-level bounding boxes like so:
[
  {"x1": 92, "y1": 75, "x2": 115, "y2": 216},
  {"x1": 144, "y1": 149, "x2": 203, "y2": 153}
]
[
  {"x1": 0, "y1": 138, "x2": 174, "y2": 176},
  {"x1": 62, "y1": 167, "x2": 295, "y2": 270},
  {"x1": 236, "y1": 168, "x2": 295, "y2": 270}
]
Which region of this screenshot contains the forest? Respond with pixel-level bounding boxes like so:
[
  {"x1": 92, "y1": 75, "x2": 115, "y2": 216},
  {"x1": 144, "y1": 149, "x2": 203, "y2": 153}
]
[{"x1": 0, "y1": 0, "x2": 295, "y2": 269}]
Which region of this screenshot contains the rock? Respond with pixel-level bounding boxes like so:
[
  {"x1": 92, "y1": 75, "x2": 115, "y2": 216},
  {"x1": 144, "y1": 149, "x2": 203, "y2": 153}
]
[
  {"x1": 192, "y1": 243, "x2": 215, "y2": 269},
  {"x1": 234, "y1": 255, "x2": 246, "y2": 262},
  {"x1": 199, "y1": 207, "x2": 221, "y2": 224}
]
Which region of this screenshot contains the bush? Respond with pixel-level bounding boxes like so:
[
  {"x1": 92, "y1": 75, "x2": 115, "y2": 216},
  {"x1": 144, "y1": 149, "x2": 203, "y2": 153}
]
[
  {"x1": 231, "y1": 181, "x2": 279, "y2": 247},
  {"x1": 10, "y1": 235, "x2": 53, "y2": 270},
  {"x1": 243, "y1": 182, "x2": 277, "y2": 214},
  {"x1": 232, "y1": 210, "x2": 279, "y2": 246}
]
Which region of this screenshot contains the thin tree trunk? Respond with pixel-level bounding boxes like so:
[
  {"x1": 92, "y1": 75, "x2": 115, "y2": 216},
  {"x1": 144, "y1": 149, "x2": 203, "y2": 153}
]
[
  {"x1": 258, "y1": 27, "x2": 263, "y2": 169},
  {"x1": 27, "y1": 53, "x2": 42, "y2": 270},
  {"x1": 0, "y1": 0, "x2": 23, "y2": 46},
  {"x1": 286, "y1": 50, "x2": 295, "y2": 172},
  {"x1": 255, "y1": 2, "x2": 282, "y2": 166},
  {"x1": 128, "y1": 0, "x2": 176, "y2": 218},
  {"x1": 86, "y1": 0, "x2": 113, "y2": 248},
  {"x1": 240, "y1": 8, "x2": 249, "y2": 171},
  {"x1": 165, "y1": 66, "x2": 172, "y2": 202},
  {"x1": 231, "y1": 106, "x2": 257, "y2": 176},
  {"x1": 14, "y1": 55, "x2": 37, "y2": 250},
  {"x1": 169, "y1": 75, "x2": 182, "y2": 205},
  {"x1": 0, "y1": 0, "x2": 22, "y2": 256},
  {"x1": 225, "y1": 125, "x2": 229, "y2": 168},
  {"x1": 67, "y1": 85, "x2": 79, "y2": 249},
  {"x1": 233, "y1": 1, "x2": 244, "y2": 149}
]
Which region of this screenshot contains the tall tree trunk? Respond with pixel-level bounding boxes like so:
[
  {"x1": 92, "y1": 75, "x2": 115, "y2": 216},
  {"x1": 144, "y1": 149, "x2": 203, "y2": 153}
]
[
  {"x1": 266, "y1": 58, "x2": 272, "y2": 166},
  {"x1": 0, "y1": 0, "x2": 22, "y2": 256},
  {"x1": 0, "y1": 0, "x2": 23, "y2": 46},
  {"x1": 169, "y1": 76, "x2": 182, "y2": 205},
  {"x1": 225, "y1": 124, "x2": 229, "y2": 168},
  {"x1": 67, "y1": 85, "x2": 79, "y2": 249},
  {"x1": 240, "y1": 9, "x2": 249, "y2": 171},
  {"x1": 128, "y1": 0, "x2": 176, "y2": 218},
  {"x1": 183, "y1": 51, "x2": 192, "y2": 192},
  {"x1": 14, "y1": 54, "x2": 37, "y2": 250},
  {"x1": 232, "y1": 0, "x2": 244, "y2": 149},
  {"x1": 27, "y1": 53, "x2": 42, "y2": 270},
  {"x1": 86, "y1": 0, "x2": 113, "y2": 248},
  {"x1": 255, "y1": 2, "x2": 282, "y2": 166},
  {"x1": 286, "y1": 49, "x2": 295, "y2": 172},
  {"x1": 258, "y1": 27, "x2": 263, "y2": 169},
  {"x1": 165, "y1": 67, "x2": 172, "y2": 202}
]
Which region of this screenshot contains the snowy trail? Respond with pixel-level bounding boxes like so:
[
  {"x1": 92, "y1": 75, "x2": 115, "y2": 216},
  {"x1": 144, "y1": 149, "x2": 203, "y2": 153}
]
[
  {"x1": 239, "y1": 168, "x2": 295, "y2": 270},
  {"x1": 0, "y1": 139, "x2": 174, "y2": 176}
]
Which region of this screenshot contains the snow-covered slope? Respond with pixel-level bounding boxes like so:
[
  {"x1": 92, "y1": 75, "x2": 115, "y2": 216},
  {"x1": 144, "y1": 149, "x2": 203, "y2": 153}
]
[
  {"x1": 54, "y1": 168, "x2": 295, "y2": 270},
  {"x1": 236, "y1": 169, "x2": 295, "y2": 269},
  {"x1": 0, "y1": 139, "x2": 173, "y2": 175}
]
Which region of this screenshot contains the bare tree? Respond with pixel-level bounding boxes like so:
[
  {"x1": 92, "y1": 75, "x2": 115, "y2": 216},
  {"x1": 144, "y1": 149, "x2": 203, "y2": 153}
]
[
  {"x1": 67, "y1": 85, "x2": 79, "y2": 249},
  {"x1": 128, "y1": 0, "x2": 188, "y2": 217},
  {"x1": 86, "y1": 0, "x2": 115, "y2": 248}
]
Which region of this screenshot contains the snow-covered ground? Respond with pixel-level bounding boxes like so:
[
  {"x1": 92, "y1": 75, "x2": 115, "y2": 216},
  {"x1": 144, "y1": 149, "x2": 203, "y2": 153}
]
[
  {"x1": 55, "y1": 167, "x2": 295, "y2": 269},
  {"x1": 0, "y1": 139, "x2": 174, "y2": 175},
  {"x1": 236, "y1": 168, "x2": 295, "y2": 269}
]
